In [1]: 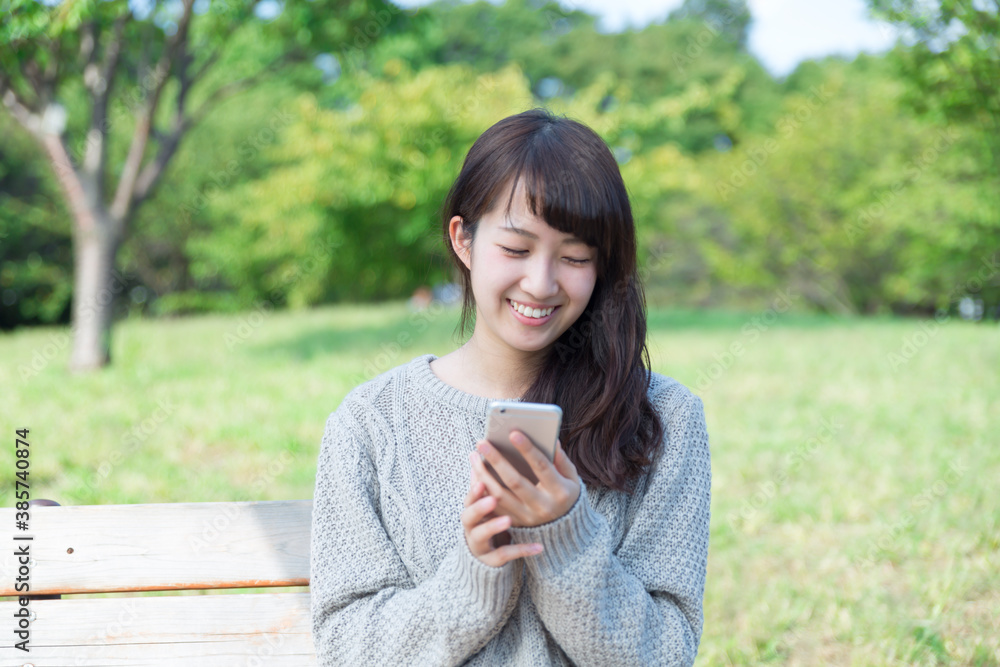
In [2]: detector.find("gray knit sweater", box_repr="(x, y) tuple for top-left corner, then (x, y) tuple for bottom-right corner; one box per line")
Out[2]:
(310, 353), (711, 666)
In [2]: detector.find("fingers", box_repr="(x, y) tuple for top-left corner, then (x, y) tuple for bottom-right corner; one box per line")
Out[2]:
(464, 478), (500, 522)
(508, 430), (561, 485)
(553, 440), (580, 482)
(461, 494), (514, 558)
(471, 444), (508, 499)
(470, 513), (511, 548)
(474, 439), (540, 504)
(464, 478), (485, 508)
(461, 493), (498, 533)
(464, 452), (487, 507)
(463, 450), (545, 566)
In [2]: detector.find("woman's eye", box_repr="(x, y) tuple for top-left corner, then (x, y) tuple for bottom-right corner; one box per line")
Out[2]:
(499, 246), (528, 256)
(500, 246), (590, 265)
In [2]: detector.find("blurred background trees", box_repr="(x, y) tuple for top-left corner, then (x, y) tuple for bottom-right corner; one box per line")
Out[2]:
(2, 0), (997, 352)
(868, 0), (1000, 312)
(0, 0), (406, 368)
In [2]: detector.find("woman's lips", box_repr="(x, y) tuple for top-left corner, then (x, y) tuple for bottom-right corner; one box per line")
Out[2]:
(508, 299), (558, 326)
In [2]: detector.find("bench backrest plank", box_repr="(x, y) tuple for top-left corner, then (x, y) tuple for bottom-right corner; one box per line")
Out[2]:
(0, 591), (317, 665)
(0, 500), (311, 596)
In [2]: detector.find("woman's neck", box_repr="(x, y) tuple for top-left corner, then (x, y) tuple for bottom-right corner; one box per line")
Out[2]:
(453, 334), (547, 399)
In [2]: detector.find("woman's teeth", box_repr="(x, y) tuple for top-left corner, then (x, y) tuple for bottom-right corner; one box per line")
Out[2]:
(510, 300), (555, 318)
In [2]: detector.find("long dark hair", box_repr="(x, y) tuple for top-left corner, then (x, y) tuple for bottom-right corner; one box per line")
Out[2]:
(441, 108), (664, 493)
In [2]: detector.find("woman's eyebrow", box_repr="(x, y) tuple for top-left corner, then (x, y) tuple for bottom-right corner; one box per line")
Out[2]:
(501, 225), (588, 246)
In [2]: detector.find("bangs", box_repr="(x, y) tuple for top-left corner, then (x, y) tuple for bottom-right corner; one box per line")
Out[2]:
(497, 125), (631, 269)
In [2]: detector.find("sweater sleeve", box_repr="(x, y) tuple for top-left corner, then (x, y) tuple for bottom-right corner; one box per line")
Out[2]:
(506, 390), (711, 666)
(310, 405), (520, 667)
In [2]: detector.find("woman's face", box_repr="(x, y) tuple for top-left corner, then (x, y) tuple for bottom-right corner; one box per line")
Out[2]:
(452, 183), (598, 358)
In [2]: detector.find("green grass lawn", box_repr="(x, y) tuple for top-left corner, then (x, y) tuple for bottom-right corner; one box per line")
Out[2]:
(2, 302), (997, 665)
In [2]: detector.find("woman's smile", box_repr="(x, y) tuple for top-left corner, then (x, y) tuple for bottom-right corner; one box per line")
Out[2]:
(508, 298), (560, 326)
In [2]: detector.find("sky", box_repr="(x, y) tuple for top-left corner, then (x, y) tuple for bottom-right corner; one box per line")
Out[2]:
(391, 0), (901, 78)
(744, 0), (897, 76)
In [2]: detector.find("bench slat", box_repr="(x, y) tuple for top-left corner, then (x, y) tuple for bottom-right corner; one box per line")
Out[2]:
(0, 500), (311, 596)
(0, 591), (317, 665)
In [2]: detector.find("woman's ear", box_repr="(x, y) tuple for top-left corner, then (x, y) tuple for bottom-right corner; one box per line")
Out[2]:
(449, 215), (472, 270)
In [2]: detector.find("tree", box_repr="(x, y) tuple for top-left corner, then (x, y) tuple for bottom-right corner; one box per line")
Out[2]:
(361, 0), (780, 151)
(690, 55), (990, 315)
(868, 0), (999, 173)
(868, 0), (1000, 310)
(0, 0), (401, 370)
(669, 0), (752, 49)
(201, 57), (756, 311)
(0, 110), (73, 330)
(201, 62), (539, 306)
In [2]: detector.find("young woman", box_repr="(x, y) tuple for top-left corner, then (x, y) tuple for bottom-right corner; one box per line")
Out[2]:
(310, 109), (711, 666)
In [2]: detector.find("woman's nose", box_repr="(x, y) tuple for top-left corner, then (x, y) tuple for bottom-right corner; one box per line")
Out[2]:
(522, 257), (559, 299)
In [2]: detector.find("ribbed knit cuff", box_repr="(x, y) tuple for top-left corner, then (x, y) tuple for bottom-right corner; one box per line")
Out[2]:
(450, 537), (518, 619)
(507, 482), (604, 576)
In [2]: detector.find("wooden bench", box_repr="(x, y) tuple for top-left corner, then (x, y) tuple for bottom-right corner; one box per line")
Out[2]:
(0, 499), (317, 665)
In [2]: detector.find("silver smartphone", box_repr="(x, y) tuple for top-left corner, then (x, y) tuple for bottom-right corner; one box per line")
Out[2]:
(482, 401), (563, 489)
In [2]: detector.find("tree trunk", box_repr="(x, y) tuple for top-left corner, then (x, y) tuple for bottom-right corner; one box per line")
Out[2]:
(69, 213), (122, 372)
(33, 129), (125, 373)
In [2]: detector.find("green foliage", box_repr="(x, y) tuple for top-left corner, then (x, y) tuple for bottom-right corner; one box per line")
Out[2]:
(355, 0), (782, 151)
(182, 55), (768, 309)
(0, 0), (404, 326)
(116, 80), (307, 315)
(869, 0), (999, 131)
(867, 0), (1000, 309)
(0, 112), (73, 328)
(691, 56), (996, 314)
(867, 0), (1000, 194)
(204, 63), (536, 305)
(670, 0), (752, 48)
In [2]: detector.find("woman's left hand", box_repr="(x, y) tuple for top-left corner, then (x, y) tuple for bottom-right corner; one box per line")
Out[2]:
(471, 430), (581, 528)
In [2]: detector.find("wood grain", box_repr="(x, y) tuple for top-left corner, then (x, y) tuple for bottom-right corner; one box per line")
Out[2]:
(0, 591), (317, 665)
(0, 500), (312, 596)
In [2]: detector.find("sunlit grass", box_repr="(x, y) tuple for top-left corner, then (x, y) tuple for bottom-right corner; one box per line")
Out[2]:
(2, 302), (997, 665)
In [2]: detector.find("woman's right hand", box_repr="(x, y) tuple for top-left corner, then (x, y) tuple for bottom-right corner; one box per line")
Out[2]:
(462, 452), (543, 567)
